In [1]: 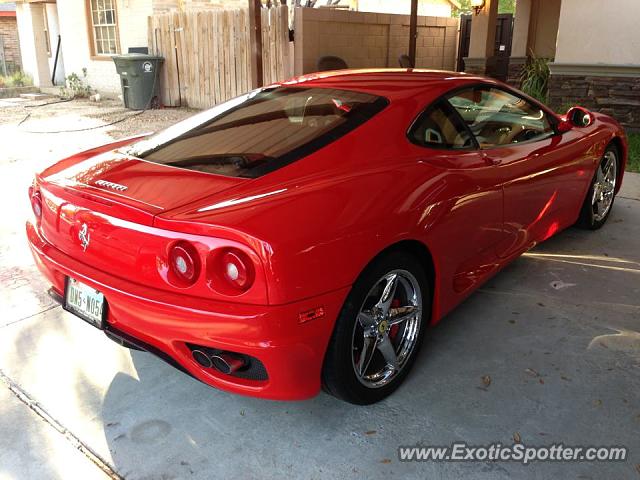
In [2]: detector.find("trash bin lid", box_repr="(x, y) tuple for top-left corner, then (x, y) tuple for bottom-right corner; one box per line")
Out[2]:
(111, 53), (164, 61)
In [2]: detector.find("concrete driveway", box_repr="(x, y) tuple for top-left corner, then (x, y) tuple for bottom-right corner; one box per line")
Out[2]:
(1, 101), (639, 479)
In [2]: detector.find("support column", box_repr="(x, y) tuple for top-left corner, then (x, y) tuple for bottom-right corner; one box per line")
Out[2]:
(507, 0), (532, 86)
(249, 0), (263, 88)
(15, 3), (51, 87)
(463, 0), (498, 75)
(408, 0), (418, 68)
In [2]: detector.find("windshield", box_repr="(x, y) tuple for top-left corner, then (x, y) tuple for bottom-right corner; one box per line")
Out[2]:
(123, 87), (388, 178)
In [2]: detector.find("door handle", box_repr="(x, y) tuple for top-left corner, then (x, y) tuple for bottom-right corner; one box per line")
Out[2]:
(483, 155), (501, 166)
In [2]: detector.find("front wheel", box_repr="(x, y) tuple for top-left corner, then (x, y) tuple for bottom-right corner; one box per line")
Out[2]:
(322, 251), (430, 404)
(576, 145), (619, 230)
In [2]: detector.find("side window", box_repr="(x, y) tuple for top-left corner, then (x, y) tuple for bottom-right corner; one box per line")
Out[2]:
(447, 87), (554, 148)
(409, 102), (475, 150)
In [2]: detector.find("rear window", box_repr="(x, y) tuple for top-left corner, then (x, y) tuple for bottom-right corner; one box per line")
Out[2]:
(124, 87), (388, 178)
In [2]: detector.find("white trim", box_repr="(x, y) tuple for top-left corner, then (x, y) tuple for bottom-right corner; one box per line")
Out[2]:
(549, 63), (640, 78)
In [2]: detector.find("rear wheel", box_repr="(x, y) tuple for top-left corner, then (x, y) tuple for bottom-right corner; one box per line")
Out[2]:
(322, 251), (430, 404)
(577, 145), (619, 230)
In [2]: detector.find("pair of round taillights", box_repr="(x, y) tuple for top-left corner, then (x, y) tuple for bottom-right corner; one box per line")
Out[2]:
(28, 188), (252, 293)
(168, 242), (255, 292)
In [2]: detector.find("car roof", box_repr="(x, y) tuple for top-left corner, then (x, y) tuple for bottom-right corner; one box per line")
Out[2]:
(278, 69), (492, 101)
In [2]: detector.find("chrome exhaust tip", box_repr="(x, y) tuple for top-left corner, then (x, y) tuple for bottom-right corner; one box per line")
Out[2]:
(192, 349), (213, 368)
(210, 353), (246, 374)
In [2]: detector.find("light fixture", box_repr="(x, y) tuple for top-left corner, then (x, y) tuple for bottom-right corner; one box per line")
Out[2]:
(471, 0), (486, 15)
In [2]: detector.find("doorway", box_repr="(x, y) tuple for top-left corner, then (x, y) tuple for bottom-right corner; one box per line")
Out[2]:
(457, 13), (513, 81)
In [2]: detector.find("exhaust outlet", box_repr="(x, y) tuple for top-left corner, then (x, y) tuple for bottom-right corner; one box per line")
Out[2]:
(210, 353), (246, 374)
(192, 349), (213, 368)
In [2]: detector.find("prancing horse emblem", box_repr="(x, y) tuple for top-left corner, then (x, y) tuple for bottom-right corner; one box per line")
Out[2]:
(78, 223), (90, 251)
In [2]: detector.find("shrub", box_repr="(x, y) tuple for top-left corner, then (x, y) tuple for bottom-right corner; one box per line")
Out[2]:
(0, 71), (33, 87)
(520, 53), (550, 103)
(60, 68), (94, 99)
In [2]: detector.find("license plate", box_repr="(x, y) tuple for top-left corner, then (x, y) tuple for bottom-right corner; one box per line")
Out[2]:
(64, 277), (106, 329)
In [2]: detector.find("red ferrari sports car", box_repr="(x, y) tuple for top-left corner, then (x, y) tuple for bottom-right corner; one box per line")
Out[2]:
(27, 70), (627, 404)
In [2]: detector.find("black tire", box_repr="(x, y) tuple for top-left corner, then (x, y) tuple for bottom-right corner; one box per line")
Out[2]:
(576, 144), (619, 230)
(322, 250), (430, 405)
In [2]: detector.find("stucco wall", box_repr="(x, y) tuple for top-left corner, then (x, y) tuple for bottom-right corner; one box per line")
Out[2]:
(555, 0), (640, 65)
(529, 0), (560, 59)
(45, 4), (64, 85)
(295, 7), (458, 75)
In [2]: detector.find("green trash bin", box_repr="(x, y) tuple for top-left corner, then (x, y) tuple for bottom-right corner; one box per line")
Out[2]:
(112, 54), (164, 110)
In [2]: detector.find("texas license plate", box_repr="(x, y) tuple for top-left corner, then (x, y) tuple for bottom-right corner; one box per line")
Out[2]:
(64, 277), (106, 329)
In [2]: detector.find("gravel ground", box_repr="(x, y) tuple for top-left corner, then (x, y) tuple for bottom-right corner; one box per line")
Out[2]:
(0, 97), (197, 140)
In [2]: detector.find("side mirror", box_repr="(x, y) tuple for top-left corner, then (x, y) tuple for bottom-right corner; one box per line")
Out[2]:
(566, 107), (594, 128)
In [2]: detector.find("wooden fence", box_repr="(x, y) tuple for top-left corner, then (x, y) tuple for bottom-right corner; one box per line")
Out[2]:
(148, 6), (290, 109)
(260, 5), (290, 86)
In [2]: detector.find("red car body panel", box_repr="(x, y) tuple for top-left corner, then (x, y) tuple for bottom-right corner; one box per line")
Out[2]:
(26, 70), (627, 400)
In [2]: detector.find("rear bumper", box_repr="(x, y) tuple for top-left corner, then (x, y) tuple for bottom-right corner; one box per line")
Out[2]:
(27, 221), (349, 400)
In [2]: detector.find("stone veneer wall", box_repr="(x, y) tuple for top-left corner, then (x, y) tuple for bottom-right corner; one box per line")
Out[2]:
(505, 57), (526, 88)
(548, 73), (640, 131)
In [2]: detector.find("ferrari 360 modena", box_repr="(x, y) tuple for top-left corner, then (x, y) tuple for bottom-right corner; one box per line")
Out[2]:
(27, 70), (627, 404)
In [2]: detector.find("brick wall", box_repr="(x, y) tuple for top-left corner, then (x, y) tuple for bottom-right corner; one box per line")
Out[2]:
(295, 8), (458, 75)
(0, 17), (21, 72)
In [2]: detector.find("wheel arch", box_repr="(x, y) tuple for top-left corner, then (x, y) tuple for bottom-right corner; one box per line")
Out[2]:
(361, 239), (439, 323)
(607, 136), (625, 193)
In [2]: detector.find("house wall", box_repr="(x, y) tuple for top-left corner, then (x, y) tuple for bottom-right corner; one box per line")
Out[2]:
(0, 16), (21, 73)
(294, 7), (458, 75)
(554, 0), (639, 65)
(548, 0), (640, 130)
(529, 0), (560, 59)
(507, 0), (561, 86)
(510, 0), (530, 58)
(45, 4), (64, 85)
(56, 0), (154, 96)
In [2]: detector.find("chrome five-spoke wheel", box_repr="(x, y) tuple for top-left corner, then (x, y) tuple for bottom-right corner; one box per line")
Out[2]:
(322, 251), (429, 404)
(578, 145), (618, 230)
(592, 150), (617, 222)
(351, 270), (422, 388)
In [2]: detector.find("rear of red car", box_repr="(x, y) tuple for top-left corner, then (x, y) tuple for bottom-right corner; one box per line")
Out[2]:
(27, 153), (351, 399)
(26, 85), (389, 399)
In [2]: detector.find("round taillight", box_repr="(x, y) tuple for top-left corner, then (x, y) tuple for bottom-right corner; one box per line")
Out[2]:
(30, 191), (42, 219)
(208, 248), (255, 294)
(168, 242), (200, 286)
(222, 251), (251, 289)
